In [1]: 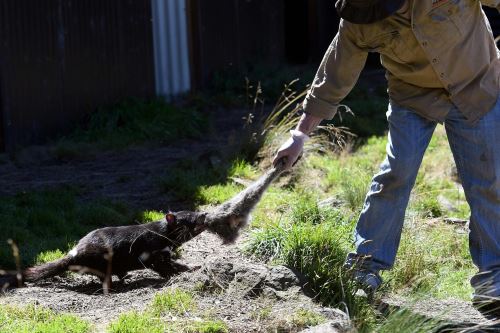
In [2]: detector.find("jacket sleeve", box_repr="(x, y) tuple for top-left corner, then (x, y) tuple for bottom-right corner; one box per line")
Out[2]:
(302, 20), (368, 120)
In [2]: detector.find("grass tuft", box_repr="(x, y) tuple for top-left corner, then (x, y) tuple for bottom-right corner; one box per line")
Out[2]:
(107, 311), (165, 333)
(35, 249), (65, 265)
(290, 309), (326, 327)
(139, 210), (165, 223)
(0, 304), (91, 333)
(151, 289), (195, 316)
(186, 320), (228, 333)
(56, 99), (207, 154)
(0, 188), (148, 269)
(373, 309), (444, 333)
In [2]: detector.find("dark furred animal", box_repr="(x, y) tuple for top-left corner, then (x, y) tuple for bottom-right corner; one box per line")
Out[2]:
(14, 160), (286, 288)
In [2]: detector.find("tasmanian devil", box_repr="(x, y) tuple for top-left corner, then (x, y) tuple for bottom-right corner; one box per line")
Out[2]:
(3, 160), (286, 289)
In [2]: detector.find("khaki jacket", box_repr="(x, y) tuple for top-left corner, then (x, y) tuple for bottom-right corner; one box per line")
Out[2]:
(304, 0), (500, 124)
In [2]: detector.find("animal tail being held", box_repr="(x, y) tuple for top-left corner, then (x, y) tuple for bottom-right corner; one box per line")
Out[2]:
(204, 158), (287, 243)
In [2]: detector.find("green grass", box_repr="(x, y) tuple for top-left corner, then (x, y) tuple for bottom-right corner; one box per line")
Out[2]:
(186, 320), (228, 333)
(195, 184), (243, 205)
(107, 289), (228, 333)
(383, 222), (474, 299)
(107, 312), (166, 333)
(35, 249), (66, 265)
(228, 159), (258, 179)
(246, 194), (376, 330)
(159, 158), (254, 206)
(151, 289), (195, 316)
(245, 124), (475, 330)
(139, 210), (165, 223)
(290, 309), (326, 327)
(108, 312), (229, 333)
(307, 136), (386, 212)
(53, 99), (207, 160)
(0, 187), (147, 269)
(0, 304), (91, 333)
(371, 309), (444, 333)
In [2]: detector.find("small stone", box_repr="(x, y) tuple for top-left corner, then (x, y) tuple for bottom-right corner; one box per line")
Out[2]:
(443, 217), (468, 225)
(318, 197), (343, 209)
(265, 265), (305, 291)
(298, 321), (350, 333)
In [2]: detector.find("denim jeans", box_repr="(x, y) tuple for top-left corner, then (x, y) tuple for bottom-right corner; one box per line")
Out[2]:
(351, 95), (500, 296)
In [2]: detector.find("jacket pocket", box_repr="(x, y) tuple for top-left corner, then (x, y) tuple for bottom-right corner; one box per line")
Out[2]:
(422, 0), (469, 49)
(367, 30), (414, 64)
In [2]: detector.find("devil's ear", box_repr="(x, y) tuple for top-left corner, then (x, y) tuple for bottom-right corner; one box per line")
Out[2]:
(166, 213), (176, 225)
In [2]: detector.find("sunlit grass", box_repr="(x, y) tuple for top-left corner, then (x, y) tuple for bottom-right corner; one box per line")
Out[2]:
(195, 184), (243, 205)
(35, 249), (66, 265)
(0, 188), (135, 269)
(372, 308), (444, 333)
(151, 289), (195, 316)
(0, 304), (92, 333)
(246, 123), (475, 332)
(107, 288), (228, 333)
(139, 210), (165, 223)
(107, 311), (165, 333)
(228, 159), (258, 179)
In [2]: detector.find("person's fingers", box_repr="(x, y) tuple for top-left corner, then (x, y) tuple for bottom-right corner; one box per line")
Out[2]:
(273, 138), (304, 169)
(283, 152), (299, 170)
(273, 150), (286, 166)
(292, 154), (302, 167)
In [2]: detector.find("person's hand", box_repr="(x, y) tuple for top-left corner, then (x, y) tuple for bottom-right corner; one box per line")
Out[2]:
(273, 130), (309, 170)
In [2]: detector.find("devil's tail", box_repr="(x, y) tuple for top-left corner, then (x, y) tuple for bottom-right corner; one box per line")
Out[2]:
(219, 158), (286, 215)
(23, 256), (72, 282)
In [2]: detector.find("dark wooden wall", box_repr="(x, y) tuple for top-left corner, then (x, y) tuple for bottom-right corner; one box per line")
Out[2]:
(188, 0), (287, 88)
(187, 0), (344, 88)
(0, 0), (155, 151)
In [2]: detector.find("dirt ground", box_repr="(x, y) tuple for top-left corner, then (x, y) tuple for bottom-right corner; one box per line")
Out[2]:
(0, 232), (352, 332)
(0, 104), (495, 332)
(0, 107), (351, 332)
(0, 108), (247, 211)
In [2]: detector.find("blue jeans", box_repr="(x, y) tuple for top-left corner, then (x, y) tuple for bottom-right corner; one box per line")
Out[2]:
(352, 95), (500, 296)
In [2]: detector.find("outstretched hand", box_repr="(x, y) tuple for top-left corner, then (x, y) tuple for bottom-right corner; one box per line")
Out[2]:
(273, 130), (309, 170)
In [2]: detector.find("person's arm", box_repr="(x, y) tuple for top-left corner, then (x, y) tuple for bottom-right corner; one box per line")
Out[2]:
(273, 20), (368, 169)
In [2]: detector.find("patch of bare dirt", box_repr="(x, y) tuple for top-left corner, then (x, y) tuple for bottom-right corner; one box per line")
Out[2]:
(0, 107), (253, 210)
